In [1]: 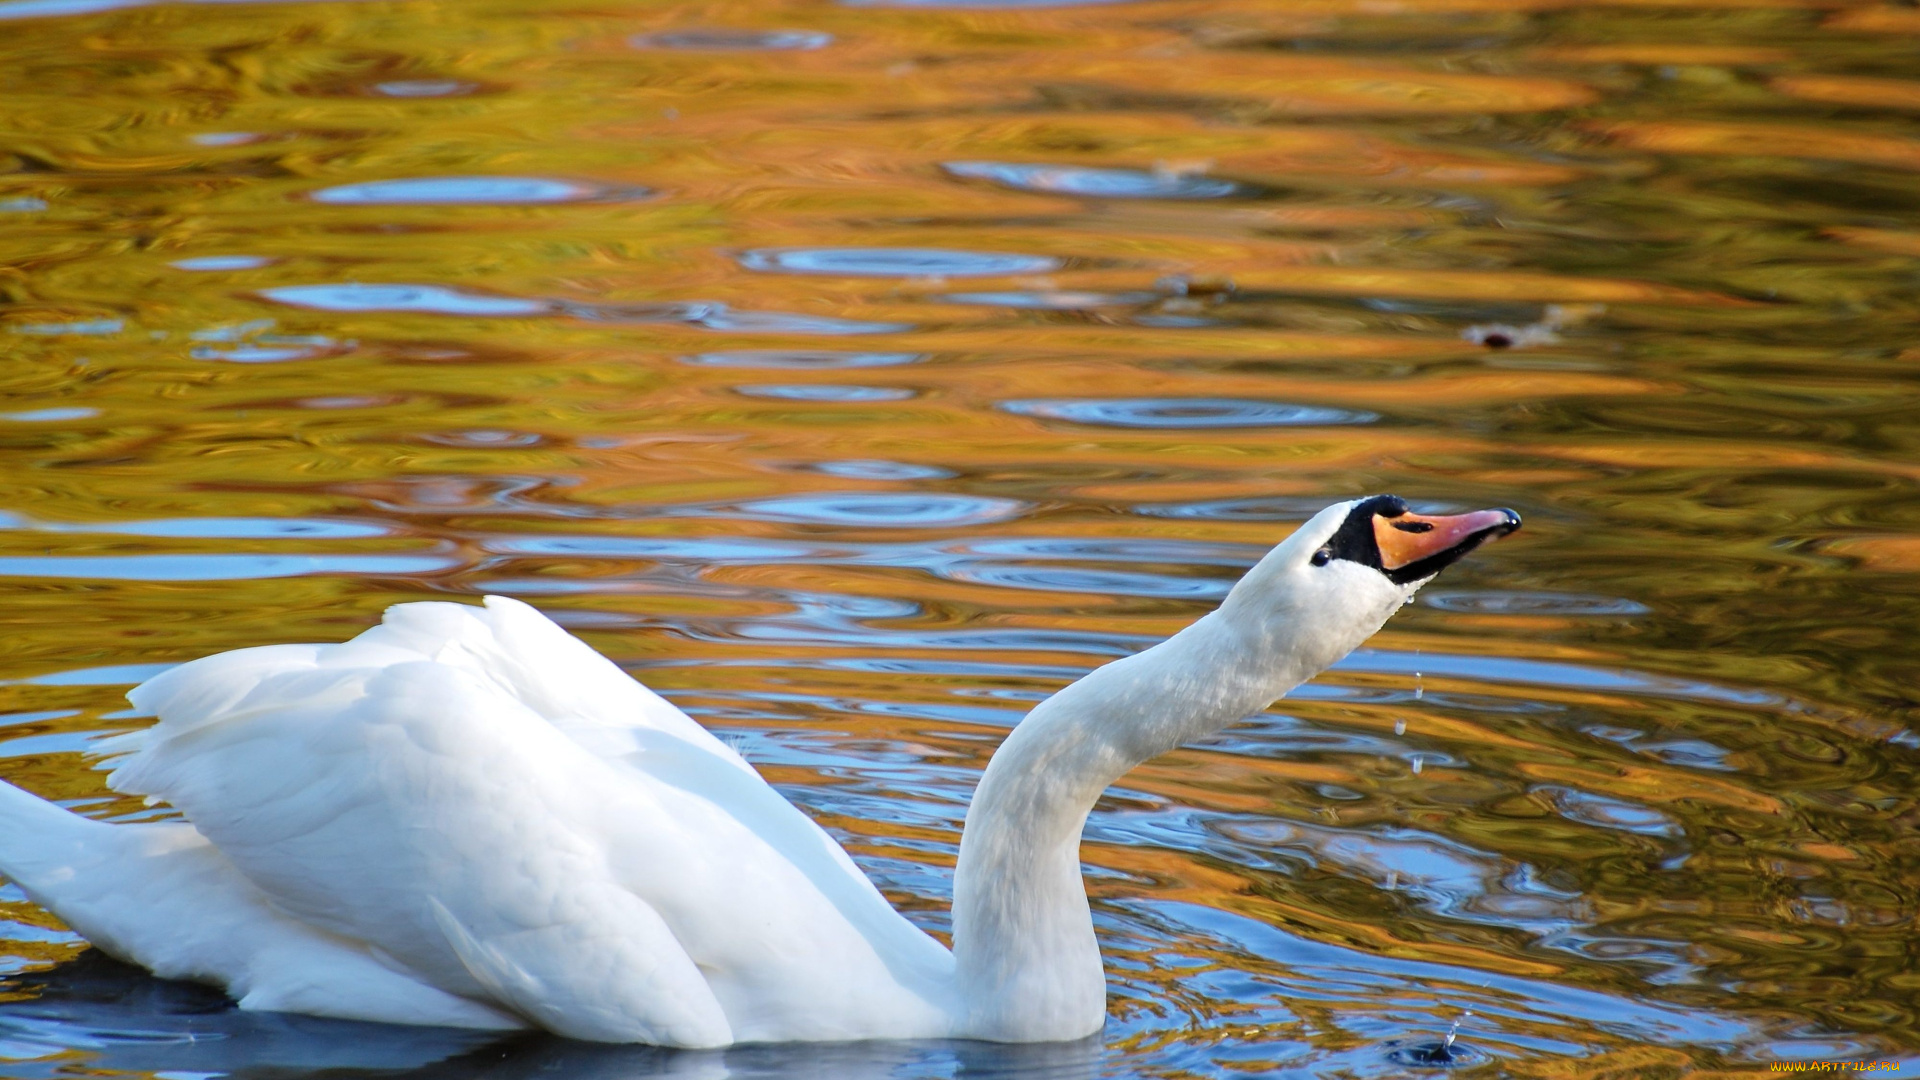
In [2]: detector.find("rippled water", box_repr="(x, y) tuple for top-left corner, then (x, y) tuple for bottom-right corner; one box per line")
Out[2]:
(1, 0), (1918, 1075)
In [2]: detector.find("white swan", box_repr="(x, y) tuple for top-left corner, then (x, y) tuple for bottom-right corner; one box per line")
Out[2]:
(0, 495), (1516, 1047)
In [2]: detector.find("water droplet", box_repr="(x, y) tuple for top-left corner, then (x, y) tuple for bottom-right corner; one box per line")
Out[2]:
(1387, 1036), (1488, 1068)
(1411, 755), (1423, 775)
(1394, 718), (1407, 736)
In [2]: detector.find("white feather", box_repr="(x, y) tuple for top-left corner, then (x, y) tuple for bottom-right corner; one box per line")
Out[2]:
(24, 596), (953, 1045)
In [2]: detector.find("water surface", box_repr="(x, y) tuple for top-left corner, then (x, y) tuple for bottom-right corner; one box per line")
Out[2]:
(1, 0), (1917, 1076)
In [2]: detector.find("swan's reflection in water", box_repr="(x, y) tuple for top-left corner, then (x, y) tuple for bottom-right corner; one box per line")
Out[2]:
(0, 954), (1103, 1080)
(0, 954), (490, 1075)
(431, 1034), (1105, 1080)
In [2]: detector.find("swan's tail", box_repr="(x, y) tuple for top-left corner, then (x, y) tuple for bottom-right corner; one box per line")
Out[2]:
(0, 778), (122, 897)
(0, 778), (521, 1030)
(0, 777), (221, 969)
(0, 778), (224, 994)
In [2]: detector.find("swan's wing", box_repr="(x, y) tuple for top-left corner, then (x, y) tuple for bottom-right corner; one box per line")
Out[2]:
(327, 596), (932, 964)
(106, 597), (950, 1044)
(106, 595), (746, 773)
(114, 595), (899, 927)
(402, 600), (931, 947)
(353, 595), (757, 771)
(432, 599), (954, 1014)
(107, 614), (737, 1045)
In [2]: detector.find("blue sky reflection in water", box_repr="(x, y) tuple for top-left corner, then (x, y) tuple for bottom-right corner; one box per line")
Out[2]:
(0, 0), (1917, 1076)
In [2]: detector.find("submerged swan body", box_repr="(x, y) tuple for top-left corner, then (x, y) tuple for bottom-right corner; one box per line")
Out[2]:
(0, 496), (1516, 1046)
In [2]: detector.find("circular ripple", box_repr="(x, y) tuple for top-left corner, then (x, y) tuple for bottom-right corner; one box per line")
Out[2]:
(735, 385), (915, 402)
(682, 350), (924, 369)
(729, 492), (1024, 528)
(310, 177), (633, 205)
(1425, 590), (1650, 616)
(1001, 397), (1377, 429)
(738, 248), (1060, 277)
(943, 161), (1244, 199)
(1537, 786), (1678, 837)
(633, 28), (832, 50)
(1384, 1039), (1492, 1069)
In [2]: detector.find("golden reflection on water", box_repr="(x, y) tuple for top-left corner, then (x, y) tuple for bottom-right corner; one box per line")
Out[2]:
(1, 0), (1918, 1075)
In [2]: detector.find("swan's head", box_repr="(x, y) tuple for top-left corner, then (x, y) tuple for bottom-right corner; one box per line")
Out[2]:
(1221, 495), (1521, 672)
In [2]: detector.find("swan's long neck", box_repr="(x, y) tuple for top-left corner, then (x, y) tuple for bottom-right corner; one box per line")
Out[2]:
(949, 602), (1325, 1041)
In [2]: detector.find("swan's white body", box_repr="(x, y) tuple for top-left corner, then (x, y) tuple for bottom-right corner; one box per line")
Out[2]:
(0, 498), (1514, 1046)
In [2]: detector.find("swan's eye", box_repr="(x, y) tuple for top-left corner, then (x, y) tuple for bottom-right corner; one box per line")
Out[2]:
(1311, 548), (1331, 566)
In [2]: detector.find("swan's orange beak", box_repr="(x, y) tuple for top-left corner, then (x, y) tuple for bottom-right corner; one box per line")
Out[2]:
(1374, 507), (1521, 574)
